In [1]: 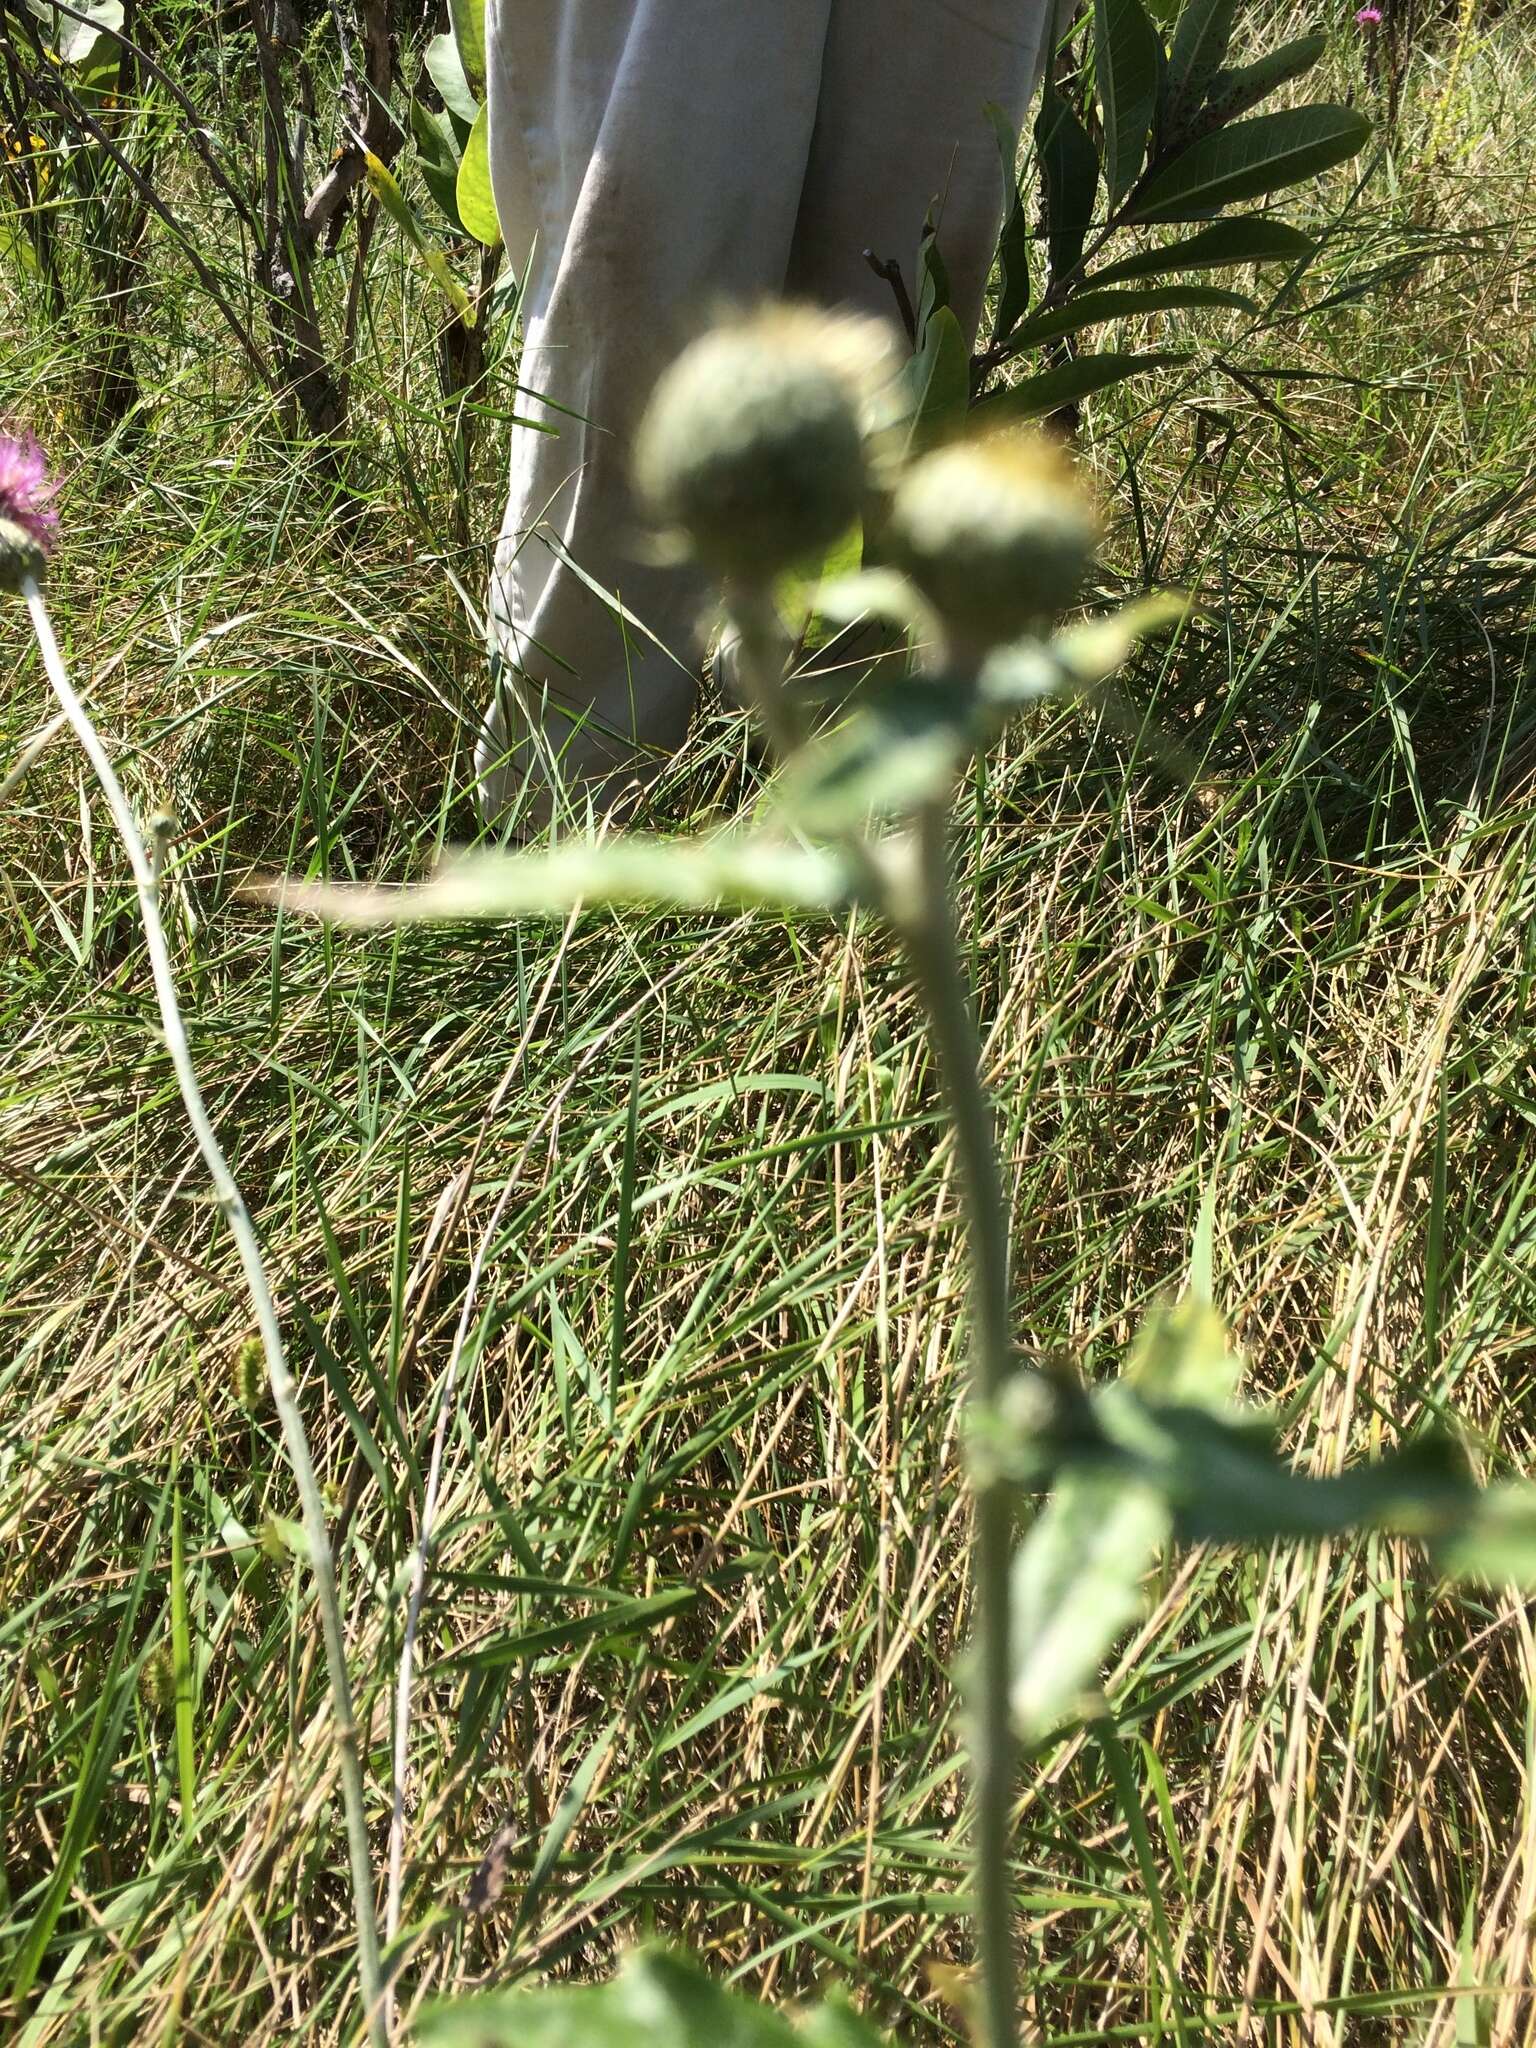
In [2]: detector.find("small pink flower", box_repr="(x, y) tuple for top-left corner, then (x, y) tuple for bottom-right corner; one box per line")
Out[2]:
(1355, 6), (1382, 22)
(0, 428), (58, 554)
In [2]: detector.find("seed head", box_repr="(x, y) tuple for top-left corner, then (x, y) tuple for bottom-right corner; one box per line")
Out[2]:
(634, 309), (890, 582)
(233, 1333), (266, 1415)
(141, 1640), (176, 1718)
(885, 433), (1099, 652)
(0, 429), (57, 593)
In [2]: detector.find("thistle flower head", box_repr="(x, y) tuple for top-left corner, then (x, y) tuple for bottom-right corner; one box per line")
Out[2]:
(0, 427), (57, 593)
(1355, 7), (1382, 22)
(634, 308), (892, 582)
(884, 432), (1099, 653)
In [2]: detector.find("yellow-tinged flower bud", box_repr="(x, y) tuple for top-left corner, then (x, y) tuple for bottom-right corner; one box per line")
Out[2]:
(885, 434), (1098, 651)
(634, 309), (890, 582)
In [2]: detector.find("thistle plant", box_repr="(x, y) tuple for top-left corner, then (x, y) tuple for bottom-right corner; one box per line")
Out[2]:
(635, 317), (1053, 2046)
(2, 434), (388, 2047)
(244, 313), (1536, 2042)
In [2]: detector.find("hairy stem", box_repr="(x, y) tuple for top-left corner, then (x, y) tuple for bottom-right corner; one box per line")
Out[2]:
(900, 799), (1017, 2048)
(723, 580), (809, 761)
(720, 583), (1018, 2043)
(23, 578), (387, 2048)
(723, 583), (892, 913)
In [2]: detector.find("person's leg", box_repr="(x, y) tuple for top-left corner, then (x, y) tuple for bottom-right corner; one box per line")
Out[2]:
(786, 0), (1053, 340)
(481, 0), (833, 824)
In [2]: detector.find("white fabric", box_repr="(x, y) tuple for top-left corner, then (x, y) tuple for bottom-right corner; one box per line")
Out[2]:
(481, 0), (1052, 821)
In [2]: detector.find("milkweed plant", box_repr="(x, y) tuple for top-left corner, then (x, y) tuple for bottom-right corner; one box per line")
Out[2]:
(11, 300), (1536, 2048)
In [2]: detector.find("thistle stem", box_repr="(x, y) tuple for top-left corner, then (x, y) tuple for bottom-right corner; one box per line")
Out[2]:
(901, 798), (1018, 2048)
(725, 580), (809, 761)
(722, 582), (1018, 2045)
(22, 577), (387, 2048)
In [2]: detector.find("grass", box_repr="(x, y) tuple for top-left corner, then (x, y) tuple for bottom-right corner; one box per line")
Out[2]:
(4, 4), (1536, 2043)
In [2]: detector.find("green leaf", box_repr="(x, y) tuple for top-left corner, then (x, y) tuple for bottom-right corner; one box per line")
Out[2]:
(170, 1487), (196, 1836)
(974, 641), (1063, 710)
(1094, 1720), (1188, 2020)
(411, 95), (467, 233)
(1010, 1469), (1170, 1739)
(913, 208), (952, 338)
(1091, 214), (1314, 285)
(795, 1998), (889, 2048)
(1126, 1296), (1238, 1409)
(1189, 1181), (1217, 1303)
(365, 152), (473, 320)
(971, 350), (1190, 427)
(502, 1719), (618, 1927)
(1163, 0), (1238, 129)
(1049, 591), (1192, 686)
(1429, 1486), (1536, 1589)
(1095, 0), (1164, 207)
(1202, 33), (1328, 129)
(419, 1946), (806, 2047)
(448, 0), (487, 101)
(1036, 81), (1100, 282)
(424, 29), (480, 124)
(458, 1585), (700, 1670)
(781, 590), (1181, 826)
(778, 520), (865, 628)
(814, 569), (932, 640)
(267, 833), (856, 925)
(782, 680), (974, 831)
(456, 104), (501, 247)
(75, 43), (120, 95)
(258, 1512), (309, 1561)
(11, 1481), (169, 2002)
(49, 0), (121, 65)
(1093, 1387), (1479, 1549)
(0, 224), (42, 280)
(898, 303), (969, 456)
(1128, 105), (1371, 223)
(985, 101), (1032, 343)
(973, 592), (1188, 721)
(1009, 281), (1253, 347)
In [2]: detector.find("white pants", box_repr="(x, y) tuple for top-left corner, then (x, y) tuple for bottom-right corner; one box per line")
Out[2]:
(480, 0), (1051, 821)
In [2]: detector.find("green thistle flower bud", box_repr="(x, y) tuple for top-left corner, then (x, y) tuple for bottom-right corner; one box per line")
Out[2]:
(0, 515), (47, 595)
(885, 435), (1099, 652)
(634, 309), (890, 582)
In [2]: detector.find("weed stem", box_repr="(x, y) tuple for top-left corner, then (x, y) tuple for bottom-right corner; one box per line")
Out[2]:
(22, 576), (388, 2048)
(901, 798), (1018, 2048)
(723, 586), (1017, 2046)
(725, 581), (809, 760)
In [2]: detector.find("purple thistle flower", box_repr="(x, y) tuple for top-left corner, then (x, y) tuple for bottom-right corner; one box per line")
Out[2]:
(0, 428), (58, 555)
(1355, 6), (1382, 22)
